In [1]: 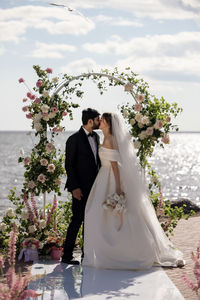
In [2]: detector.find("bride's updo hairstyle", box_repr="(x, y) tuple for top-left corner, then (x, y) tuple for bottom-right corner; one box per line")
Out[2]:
(102, 113), (112, 134)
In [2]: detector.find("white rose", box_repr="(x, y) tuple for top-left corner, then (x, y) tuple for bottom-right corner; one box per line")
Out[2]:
(21, 211), (29, 220)
(28, 225), (37, 233)
(49, 112), (56, 119)
(34, 122), (43, 132)
(39, 242), (44, 249)
(42, 90), (49, 98)
(41, 104), (49, 113)
(139, 131), (147, 140)
(33, 113), (42, 122)
(6, 208), (15, 218)
(113, 194), (120, 201)
(135, 113), (142, 122)
(123, 109), (129, 118)
(115, 203), (123, 211)
(129, 118), (135, 126)
(141, 116), (150, 125)
(124, 82), (133, 92)
(138, 122), (144, 128)
(55, 178), (62, 186)
(38, 219), (46, 229)
(134, 141), (141, 149)
(43, 115), (50, 122)
(52, 77), (59, 83)
(0, 222), (7, 232)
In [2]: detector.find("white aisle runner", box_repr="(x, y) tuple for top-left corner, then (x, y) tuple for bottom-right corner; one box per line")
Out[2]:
(29, 261), (184, 300)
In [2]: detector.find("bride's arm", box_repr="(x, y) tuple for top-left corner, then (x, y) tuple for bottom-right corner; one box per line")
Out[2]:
(104, 136), (121, 195)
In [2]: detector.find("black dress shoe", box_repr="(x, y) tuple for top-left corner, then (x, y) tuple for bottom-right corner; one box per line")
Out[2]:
(61, 258), (80, 265)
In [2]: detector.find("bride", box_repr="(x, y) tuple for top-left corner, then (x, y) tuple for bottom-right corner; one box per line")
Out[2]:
(82, 112), (185, 270)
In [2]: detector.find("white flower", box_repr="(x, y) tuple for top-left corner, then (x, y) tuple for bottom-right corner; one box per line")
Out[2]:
(24, 157), (31, 166)
(6, 208), (15, 218)
(135, 113), (142, 122)
(146, 127), (154, 136)
(134, 141), (141, 149)
(49, 112), (56, 119)
(37, 173), (46, 183)
(19, 148), (24, 156)
(47, 163), (56, 173)
(123, 109), (129, 118)
(21, 211), (29, 220)
(40, 158), (48, 166)
(43, 115), (50, 122)
(154, 120), (163, 130)
(33, 113), (42, 122)
(42, 90), (49, 98)
(46, 143), (55, 153)
(55, 178), (62, 186)
(138, 122), (144, 128)
(137, 94), (145, 103)
(141, 116), (150, 125)
(124, 82), (133, 92)
(34, 122), (43, 132)
(41, 104), (49, 113)
(28, 225), (37, 233)
(39, 242), (44, 249)
(52, 77), (59, 83)
(115, 203), (123, 211)
(0, 222), (7, 232)
(31, 244), (36, 249)
(113, 193), (120, 201)
(139, 130), (147, 140)
(27, 181), (36, 189)
(38, 219), (46, 229)
(129, 118), (135, 126)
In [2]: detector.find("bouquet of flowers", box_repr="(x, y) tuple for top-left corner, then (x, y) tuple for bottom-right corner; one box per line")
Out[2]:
(21, 237), (40, 249)
(103, 192), (126, 214)
(45, 231), (64, 251)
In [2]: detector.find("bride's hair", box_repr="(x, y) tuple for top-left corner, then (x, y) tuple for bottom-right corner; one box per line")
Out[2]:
(102, 113), (112, 134)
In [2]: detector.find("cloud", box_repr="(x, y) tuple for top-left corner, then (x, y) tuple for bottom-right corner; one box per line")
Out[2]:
(83, 32), (200, 82)
(60, 57), (108, 74)
(29, 41), (77, 58)
(0, 5), (95, 42)
(94, 15), (143, 27)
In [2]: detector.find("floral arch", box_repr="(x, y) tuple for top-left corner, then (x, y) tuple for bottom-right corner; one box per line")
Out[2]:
(0, 65), (188, 257)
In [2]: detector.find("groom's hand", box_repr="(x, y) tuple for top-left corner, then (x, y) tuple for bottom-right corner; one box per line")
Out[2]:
(72, 188), (83, 200)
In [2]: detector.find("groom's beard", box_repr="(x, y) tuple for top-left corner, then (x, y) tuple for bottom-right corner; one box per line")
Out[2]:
(92, 123), (100, 130)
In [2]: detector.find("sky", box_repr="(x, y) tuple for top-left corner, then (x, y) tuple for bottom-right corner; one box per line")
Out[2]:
(0, 0), (200, 131)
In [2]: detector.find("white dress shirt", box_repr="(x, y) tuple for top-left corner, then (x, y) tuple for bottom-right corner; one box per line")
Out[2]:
(83, 127), (97, 163)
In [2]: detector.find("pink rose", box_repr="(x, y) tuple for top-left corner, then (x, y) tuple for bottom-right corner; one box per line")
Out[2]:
(166, 116), (171, 123)
(24, 157), (31, 165)
(36, 80), (43, 87)
(154, 120), (163, 129)
(23, 98), (27, 102)
(46, 143), (55, 153)
(162, 134), (170, 144)
(62, 111), (67, 116)
(46, 68), (53, 73)
(124, 82), (133, 92)
(47, 163), (56, 173)
(18, 78), (24, 83)
(40, 158), (48, 166)
(134, 103), (142, 112)
(51, 107), (58, 114)
(146, 127), (154, 136)
(55, 178), (62, 186)
(34, 98), (41, 104)
(37, 174), (46, 183)
(26, 113), (33, 119)
(52, 127), (58, 133)
(30, 94), (36, 100)
(137, 94), (145, 103)
(22, 106), (28, 112)
(27, 92), (32, 99)
(27, 181), (36, 189)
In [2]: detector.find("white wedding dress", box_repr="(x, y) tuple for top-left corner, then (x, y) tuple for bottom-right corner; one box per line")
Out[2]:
(82, 113), (184, 270)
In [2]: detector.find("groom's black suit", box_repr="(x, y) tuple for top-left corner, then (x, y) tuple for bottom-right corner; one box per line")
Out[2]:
(63, 126), (101, 260)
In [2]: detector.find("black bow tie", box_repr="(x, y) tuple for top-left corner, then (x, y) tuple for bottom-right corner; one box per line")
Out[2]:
(88, 132), (94, 137)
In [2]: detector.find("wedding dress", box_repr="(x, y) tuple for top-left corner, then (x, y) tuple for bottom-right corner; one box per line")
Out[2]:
(82, 113), (184, 270)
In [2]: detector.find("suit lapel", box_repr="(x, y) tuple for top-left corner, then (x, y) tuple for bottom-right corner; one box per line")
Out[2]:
(79, 127), (97, 164)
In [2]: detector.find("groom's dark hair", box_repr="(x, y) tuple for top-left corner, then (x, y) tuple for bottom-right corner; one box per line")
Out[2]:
(82, 108), (100, 125)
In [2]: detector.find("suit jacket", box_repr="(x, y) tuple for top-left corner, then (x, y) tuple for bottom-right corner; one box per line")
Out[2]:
(65, 127), (101, 196)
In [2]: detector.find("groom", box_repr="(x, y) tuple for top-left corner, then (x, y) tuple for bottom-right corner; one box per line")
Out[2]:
(62, 108), (101, 264)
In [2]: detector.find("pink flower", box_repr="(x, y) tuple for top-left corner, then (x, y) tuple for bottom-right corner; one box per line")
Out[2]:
(30, 94), (36, 100)
(36, 80), (43, 87)
(137, 94), (145, 103)
(40, 158), (48, 166)
(24, 157), (31, 165)
(154, 120), (163, 129)
(166, 116), (171, 123)
(34, 97), (41, 104)
(52, 127), (58, 133)
(18, 78), (24, 83)
(55, 178), (62, 186)
(27, 181), (36, 189)
(124, 82), (133, 92)
(47, 163), (56, 173)
(23, 98), (27, 102)
(27, 92), (32, 99)
(62, 111), (67, 116)
(46, 143), (55, 153)
(51, 107), (58, 114)
(37, 173), (46, 183)
(26, 113), (32, 119)
(146, 127), (154, 136)
(22, 106), (28, 112)
(46, 67), (53, 73)
(162, 134), (170, 144)
(134, 103), (142, 112)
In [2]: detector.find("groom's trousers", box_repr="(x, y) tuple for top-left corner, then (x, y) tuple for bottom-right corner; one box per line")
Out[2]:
(62, 194), (88, 260)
